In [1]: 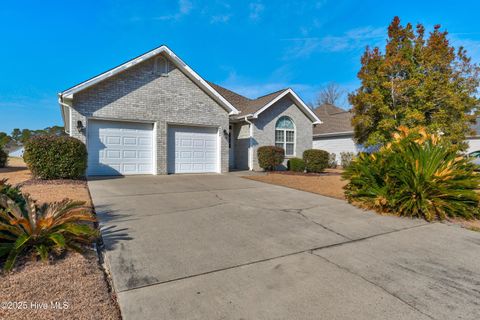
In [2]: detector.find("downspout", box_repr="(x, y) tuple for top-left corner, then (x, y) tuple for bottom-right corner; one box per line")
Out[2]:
(244, 116), (254, 171)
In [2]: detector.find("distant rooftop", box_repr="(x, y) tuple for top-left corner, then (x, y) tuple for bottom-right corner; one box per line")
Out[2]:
(313, 104), (353, 136)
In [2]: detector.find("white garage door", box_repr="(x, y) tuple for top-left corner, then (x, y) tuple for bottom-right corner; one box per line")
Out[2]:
(87, 120), (154, 176)
(168, 125), (219, 174)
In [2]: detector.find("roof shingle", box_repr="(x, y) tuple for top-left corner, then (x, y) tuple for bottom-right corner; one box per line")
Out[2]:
(313, 104), (353, 136)
(208, 82), (287, 116)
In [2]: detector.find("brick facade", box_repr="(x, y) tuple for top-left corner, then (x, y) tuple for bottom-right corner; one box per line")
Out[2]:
(69, 54), (229, 174)
(251, 96), (313, 170)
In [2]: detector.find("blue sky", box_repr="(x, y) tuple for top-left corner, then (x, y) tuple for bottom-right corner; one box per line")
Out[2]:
(1, 0), (480, 134)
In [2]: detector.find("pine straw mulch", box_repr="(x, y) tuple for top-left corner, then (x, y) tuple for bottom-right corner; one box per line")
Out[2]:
(244, 169), (347, 200)
(0, 158), (121, 320)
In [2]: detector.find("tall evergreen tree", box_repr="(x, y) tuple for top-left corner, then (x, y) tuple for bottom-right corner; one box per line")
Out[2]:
(349, 17), (480, 148)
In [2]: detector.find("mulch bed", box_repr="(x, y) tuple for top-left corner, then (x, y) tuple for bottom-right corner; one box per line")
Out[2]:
(19, 178), (87, 187)
(246, 170), (348, 200)
(0, 158), (121, 319)
(268, 169), (342, 177)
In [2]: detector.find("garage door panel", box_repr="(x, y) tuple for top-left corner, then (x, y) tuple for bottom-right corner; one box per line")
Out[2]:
(168, 126), (219, 174)
(88, 120), (154, 176)
(107, 136), (121, 144)
(123, 137), (138, 145)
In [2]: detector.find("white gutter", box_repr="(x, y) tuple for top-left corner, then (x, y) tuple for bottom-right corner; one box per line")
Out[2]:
(244, 116), (254, 171)
(58, 95), (71, 135)
(313, 131), (354, 138)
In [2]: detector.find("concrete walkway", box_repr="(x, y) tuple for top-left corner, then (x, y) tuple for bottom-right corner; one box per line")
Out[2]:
(88, 174), (480, 320)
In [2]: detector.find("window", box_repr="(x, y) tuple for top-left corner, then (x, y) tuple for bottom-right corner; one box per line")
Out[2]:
(275, 116), (295, 156)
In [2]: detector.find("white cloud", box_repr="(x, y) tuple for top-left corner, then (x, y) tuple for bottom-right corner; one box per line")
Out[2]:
(210, 14), (231, 24)
(155, 0), (193, 21)
(249, 2), (265, 21)
(179, 0), (193, 14)
(284, 26), (386, 58)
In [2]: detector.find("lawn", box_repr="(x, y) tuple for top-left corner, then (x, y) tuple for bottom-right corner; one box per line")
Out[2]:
(0, 157), (121, 320)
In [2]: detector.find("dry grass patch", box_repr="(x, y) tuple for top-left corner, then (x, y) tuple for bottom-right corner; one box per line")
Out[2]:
(245, 169), (347, 200)
(0, 158), (121, 319)
(0, 157), (31, 185)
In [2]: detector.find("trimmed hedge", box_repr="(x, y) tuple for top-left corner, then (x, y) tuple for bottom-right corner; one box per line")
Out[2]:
(24, 135), (87, 179)
(257, 146), (284, 171)
(303, 149), (329, 173)
(287, 157), (305, 172)
(0, 148), (7, 168)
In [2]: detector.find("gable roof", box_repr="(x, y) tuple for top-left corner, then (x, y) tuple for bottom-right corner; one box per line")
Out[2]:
(58, 45), (239, 115)
(208, 82), (321, 124)
(313, 104), (353, 137)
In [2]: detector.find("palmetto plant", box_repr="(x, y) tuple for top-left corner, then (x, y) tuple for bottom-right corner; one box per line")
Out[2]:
(0, 190), (99, 271)
(343, 126), (480, 221)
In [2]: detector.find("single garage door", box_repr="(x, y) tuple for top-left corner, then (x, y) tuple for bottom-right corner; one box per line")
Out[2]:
(87, 120), (154, 176)
(168, 125), (219, 174)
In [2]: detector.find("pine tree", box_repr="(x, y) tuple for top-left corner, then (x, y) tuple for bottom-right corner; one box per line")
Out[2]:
(349, 16), (480, 148)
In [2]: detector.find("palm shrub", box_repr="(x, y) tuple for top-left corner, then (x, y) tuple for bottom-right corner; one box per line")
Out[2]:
(0, 192), (99, 271)
(0, 179), (25, 211)
(343, 126), (480, 221)
(257, 146), (284, 171)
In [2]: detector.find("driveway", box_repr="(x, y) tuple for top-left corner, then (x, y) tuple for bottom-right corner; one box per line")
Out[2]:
(89, 174), (480, 320)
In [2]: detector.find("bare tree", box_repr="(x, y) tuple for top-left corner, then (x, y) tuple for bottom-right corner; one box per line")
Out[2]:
(316, 83), (345, 106)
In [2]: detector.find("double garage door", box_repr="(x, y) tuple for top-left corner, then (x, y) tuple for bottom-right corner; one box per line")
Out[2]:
(87, 120), (219, 176)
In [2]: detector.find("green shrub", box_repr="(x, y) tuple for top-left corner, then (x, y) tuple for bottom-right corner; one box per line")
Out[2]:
(0, 192), (99, 271)
(303, 149), (329, 173)
(257, 146), (285, 171)
(24, 135), (87, 180)
(340, 152), (355, 168)
(343, 126), (480, 221)
(287, 157), (305, 172)
(0, 148), (7, 168)
(328, 153), (337, 168)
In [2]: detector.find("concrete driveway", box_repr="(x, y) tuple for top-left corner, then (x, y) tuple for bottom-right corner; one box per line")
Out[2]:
(89, 174), (480, 320)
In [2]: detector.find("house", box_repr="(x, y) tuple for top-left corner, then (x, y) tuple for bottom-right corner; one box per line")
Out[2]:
(58, 45), (321, 176)
(312, 104), (357, 164)
(312, 104), (480, 163)
(8, 146), (24, 158)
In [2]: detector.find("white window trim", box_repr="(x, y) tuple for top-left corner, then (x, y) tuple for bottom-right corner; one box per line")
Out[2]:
(275, 116), (296, 157)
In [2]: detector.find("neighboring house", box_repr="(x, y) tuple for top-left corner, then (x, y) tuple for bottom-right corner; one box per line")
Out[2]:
(58, 45), (321, 176)
(313, 103), (480, 163)
(466, 122), (480, 153)
(312, 104), (357, 164)
(8, 146), (24, 158)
